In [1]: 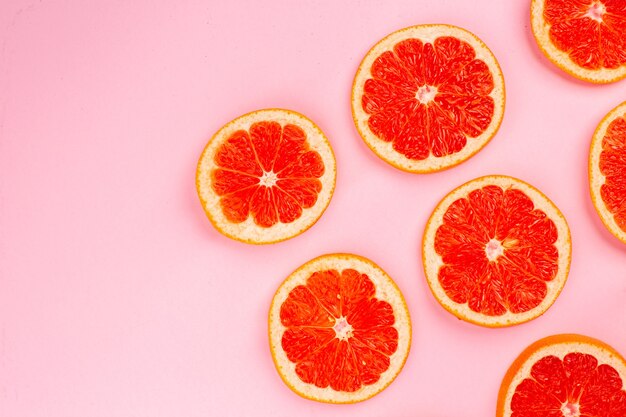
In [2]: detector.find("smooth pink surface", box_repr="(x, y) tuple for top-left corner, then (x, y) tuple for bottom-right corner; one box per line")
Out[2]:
(1, 1), (626, 416)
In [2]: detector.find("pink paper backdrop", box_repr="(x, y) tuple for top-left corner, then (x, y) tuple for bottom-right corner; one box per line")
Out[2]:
(1, 1), (625, 416)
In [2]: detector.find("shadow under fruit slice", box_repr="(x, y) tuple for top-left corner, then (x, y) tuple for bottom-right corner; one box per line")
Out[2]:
(268, 254), (411, 403)
(589, 101), (626, 243)
(422, 175), (571, 327)
(196, 109), (336, 244)
(351, 24), (505, 173)
(497, 334), (626, 417)
(531, 0), (626, 83)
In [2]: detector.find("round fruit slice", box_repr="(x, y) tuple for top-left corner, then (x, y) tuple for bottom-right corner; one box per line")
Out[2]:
(268, 254), (411, 403)
(531, 0), (626, 83)
(589, 101), (626, 243)
(196, 109), (336, 244)
(422, 175), (571, 327)
(351, 24), (505, 173)
(497, 334), (626, 417)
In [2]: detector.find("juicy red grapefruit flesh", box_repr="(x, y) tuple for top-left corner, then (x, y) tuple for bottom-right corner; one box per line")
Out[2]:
(599, 116), (626, 231)
(511, 352), (626, 416)
(211, 122), (325, 227)
(362, 36), (495, 160)
(434, 185), (559, 316)
(544, 0), (626, 70)
(279, 269), (398, 392)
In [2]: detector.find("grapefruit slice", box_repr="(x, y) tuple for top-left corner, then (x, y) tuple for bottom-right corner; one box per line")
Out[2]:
(196, 109), (336, 244)
(351, 24), (505, 173)
(589, 101), (626, 243)
(422, 175), (571, 327)
(268, 254), (411, 403)
(497, 334), (626, 417)
(531, 0), (626, 83)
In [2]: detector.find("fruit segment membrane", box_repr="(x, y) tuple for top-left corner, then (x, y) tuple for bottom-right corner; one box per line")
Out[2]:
(544, 0), (626, 70)
(511, 352), (626, 416)
(279, 269), (398, 392)
(600, 116), (626, 232)
(211, 121), (325, 227)
(362, 36), (495, 160)
(434, 185), (559, 316)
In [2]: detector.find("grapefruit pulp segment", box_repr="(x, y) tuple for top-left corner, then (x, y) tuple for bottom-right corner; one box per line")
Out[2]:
(352, 25), (505, 173)
(497, 334), (626, 417)
(269, 254), (411, 403)
(422, 176), (571, 327)
(589, 101), (626, 243)
(196, 109), (336, 244)
(531, 0), (626, 83)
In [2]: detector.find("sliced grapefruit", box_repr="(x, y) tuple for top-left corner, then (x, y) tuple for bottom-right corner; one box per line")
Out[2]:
(497, 334), (626, 417)
(422, 175), (571, 327)
(351, 24), (505, 173)
(268, 254), (411, 403)
(196, 109), (336, 244)
(531, 0), (626, 83)
(589, 101), (626, 243)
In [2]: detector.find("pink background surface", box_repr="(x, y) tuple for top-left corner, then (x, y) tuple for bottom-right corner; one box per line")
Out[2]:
(1, 1), (626, 416)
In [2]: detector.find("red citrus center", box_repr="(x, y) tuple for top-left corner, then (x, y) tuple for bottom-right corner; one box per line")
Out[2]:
(561, 402), (580, 417)
(485, 238), (504, 261)
(416, 85), (438, 104)
(259, 170), (278, 187)
(585, 2), (606, 22)
(333, 317), (354, 341)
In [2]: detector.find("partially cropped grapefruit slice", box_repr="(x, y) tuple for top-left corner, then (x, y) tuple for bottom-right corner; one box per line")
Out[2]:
(422, 175), (571, 327)
(269, 254), (411, 403)
(351, 24), (505, 173)
(589, 101), (626, 243)
(497, 334), (626, 417)
(531, 0), (626, 83)
(196, 109), (336, 244)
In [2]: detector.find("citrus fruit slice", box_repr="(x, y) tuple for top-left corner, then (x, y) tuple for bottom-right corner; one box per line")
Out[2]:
(268, 254), (411, 403)
(351, 24), (505, 173)
(589, 101), (626, 243)
(196, 109), (336, 244)
(497, 334), (626, 417)
(531, 0), (626, 83)
(422, 175), (571, 327)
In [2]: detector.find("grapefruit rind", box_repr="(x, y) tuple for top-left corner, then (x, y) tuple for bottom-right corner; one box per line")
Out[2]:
(268, 253), (411, 403)
(530, 0), (626, 84)
(496, 334), (626, 417)
(351, 24), (506, 173)
(422, 175), (571, 327)
(196, 109), (336, 244)
(589, 101), (626, 244)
